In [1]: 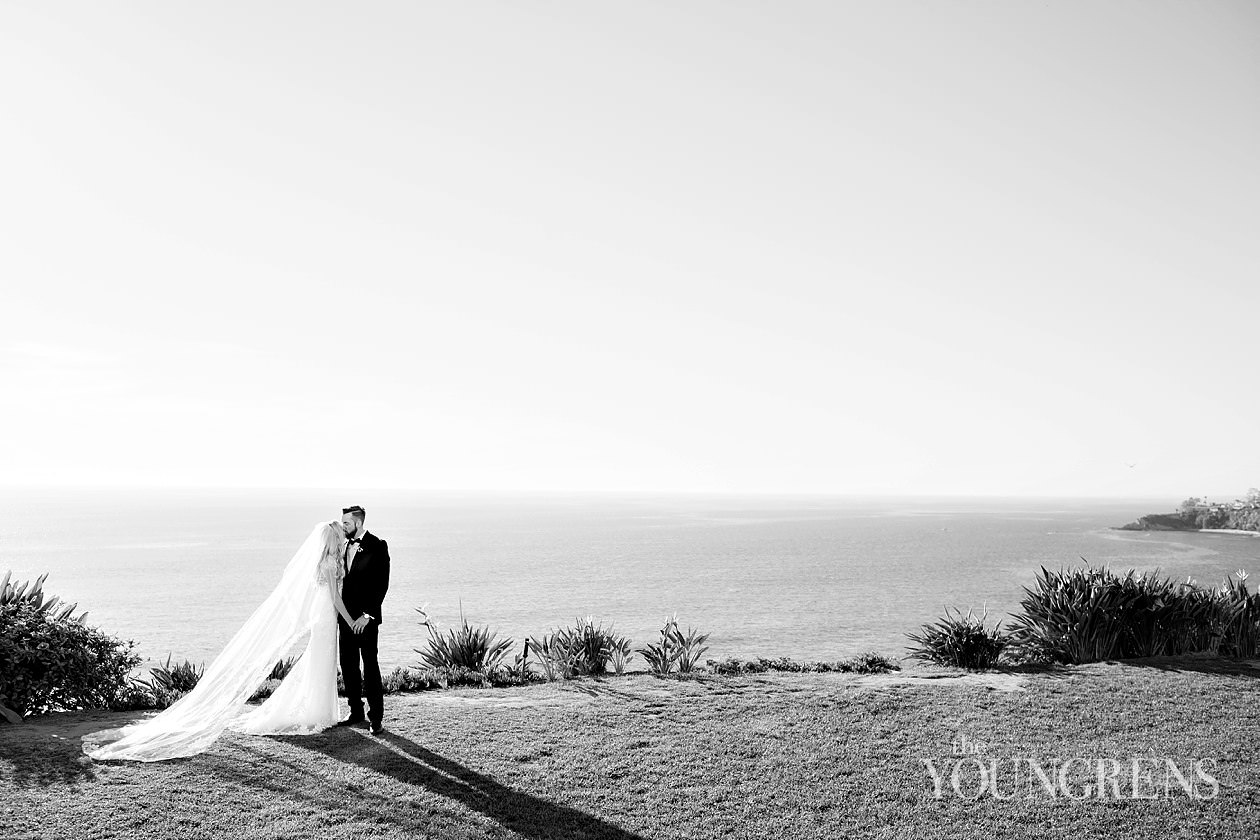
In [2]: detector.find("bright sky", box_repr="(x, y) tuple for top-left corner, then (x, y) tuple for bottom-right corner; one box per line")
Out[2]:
(1, 2), (1257, 496)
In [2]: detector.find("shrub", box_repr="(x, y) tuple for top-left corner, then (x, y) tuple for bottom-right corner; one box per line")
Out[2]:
(706, 652), (899, 676)
(1004, 565), (1257, 665)
(0, 572), (141, 718)
(527, 631), (582, 681)
(268, 656), (297, 682)
(706, 657), (745, 676)
(1218, 570), (1259, 658)
(759, 656), (802, 672)
(566, 617), (609, 675)
(1008, 566), (1142, 664)
(486, 666), (534, 688)
(415, 607), (513, 672)
(510, 640), (533, 680)
(637, 614), (710, 675)
(528, 617), (629, 679)
(140, 655), (205, 709)
(110, 681), (159, 712)
(383, 666), (441, 693)
(673, 624), (710, 673)
(408, 664), (538, 690)
(249, 680), (279, 702)
(438, 665), (488, 688)
(1167, 582), (1229, 656)
(638, 617), (679, 675)
(1, 571), (85, 620)
(610, 636), (634, 675)
(907, 604), (1007, 670)
(419, 665), (489, 689)
(569, 616), (621, 675)
(845, 651), (900, 673)
(248, 656), (300, 702)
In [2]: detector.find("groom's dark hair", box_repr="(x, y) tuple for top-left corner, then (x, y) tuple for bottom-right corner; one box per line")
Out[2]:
(342, 505), (366, 524)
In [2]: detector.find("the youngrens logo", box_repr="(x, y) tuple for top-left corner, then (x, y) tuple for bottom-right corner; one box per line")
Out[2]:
(922, 733), (1219, 801)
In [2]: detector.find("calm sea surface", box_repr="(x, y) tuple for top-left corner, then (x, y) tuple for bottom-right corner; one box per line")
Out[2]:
(2, 489), (1257, 672)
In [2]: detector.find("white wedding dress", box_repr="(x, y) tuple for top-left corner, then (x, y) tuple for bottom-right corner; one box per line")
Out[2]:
(84, 523), (343, 762)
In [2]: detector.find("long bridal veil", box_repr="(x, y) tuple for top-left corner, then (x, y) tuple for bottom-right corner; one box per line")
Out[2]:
(83, 522), (336, 762)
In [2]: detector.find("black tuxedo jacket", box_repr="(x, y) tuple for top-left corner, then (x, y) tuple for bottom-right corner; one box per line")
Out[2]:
(341, 531), (391, 626)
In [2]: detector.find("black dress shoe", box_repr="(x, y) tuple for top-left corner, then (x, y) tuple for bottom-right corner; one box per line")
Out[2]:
(369, 722), (385, 736)
(336, 716), (366, 728)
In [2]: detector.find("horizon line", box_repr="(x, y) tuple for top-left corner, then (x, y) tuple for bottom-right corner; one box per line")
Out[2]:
(0, 482), (1193, 501)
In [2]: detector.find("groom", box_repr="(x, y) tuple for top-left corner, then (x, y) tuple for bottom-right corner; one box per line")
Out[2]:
(337, 505), (390, 735)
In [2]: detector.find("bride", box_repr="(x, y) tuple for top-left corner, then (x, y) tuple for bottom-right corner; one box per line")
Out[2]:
(84, 521), (359, 761)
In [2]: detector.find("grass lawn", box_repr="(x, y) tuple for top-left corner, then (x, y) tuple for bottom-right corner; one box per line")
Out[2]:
(2, 658), (1259, 839)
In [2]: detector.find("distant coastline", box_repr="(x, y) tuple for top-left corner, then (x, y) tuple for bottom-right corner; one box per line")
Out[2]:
(1114, 519), (1260, 536)
(1116, 493), (1260, 535)
(1115, 516), (1259, 536)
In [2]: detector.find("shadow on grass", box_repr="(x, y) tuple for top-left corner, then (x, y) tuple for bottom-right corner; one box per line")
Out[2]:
(562, 680), (652, 701)
(250, 729), (647, 839)
(894, 656), (1260, 682)
(0, 728), (98, 787)
(1112, 655), (1260, 678)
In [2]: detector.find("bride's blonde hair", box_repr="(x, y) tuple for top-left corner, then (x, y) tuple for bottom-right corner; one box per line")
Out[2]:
(321, 521), (344, 560)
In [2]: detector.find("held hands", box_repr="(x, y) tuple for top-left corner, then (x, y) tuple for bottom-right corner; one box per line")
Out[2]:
(352, 614), (373, 634)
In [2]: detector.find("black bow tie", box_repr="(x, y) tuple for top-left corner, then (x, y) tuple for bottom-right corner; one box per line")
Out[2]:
(347, 538), (361, 545)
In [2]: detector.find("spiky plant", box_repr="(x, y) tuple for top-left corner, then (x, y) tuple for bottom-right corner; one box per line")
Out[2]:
(907, 604), (1007, 670)
(0, 570), (86, 623)
(415, 606), (513, 672)
(637, 615), (677, 675)
(1006, 564), (1255, 664)
(610, 636), (634, 675)
(670, 624), (710, 673)
(1005, 565), (1125, 664)
(1220, 570), (1259, 658)
(527, 630), (583, 681)
(267, 656), (298, 681)
(140, 654), (206, 708)
(638, 614), (710, 675)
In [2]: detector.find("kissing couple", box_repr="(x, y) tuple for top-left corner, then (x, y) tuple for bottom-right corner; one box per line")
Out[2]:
(84, 506), (391, 762)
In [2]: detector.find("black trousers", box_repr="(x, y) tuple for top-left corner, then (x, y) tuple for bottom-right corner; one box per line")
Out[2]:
(338, 619), (383, 724)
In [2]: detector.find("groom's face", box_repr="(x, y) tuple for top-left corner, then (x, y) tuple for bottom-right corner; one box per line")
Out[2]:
(340, 514), (359, 537)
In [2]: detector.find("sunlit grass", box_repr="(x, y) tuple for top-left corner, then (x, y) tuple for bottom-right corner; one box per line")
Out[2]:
(4, 661), (1258, 839)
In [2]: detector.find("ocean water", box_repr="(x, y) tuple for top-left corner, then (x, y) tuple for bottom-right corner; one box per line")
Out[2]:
(2, 489), (1257, 673)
